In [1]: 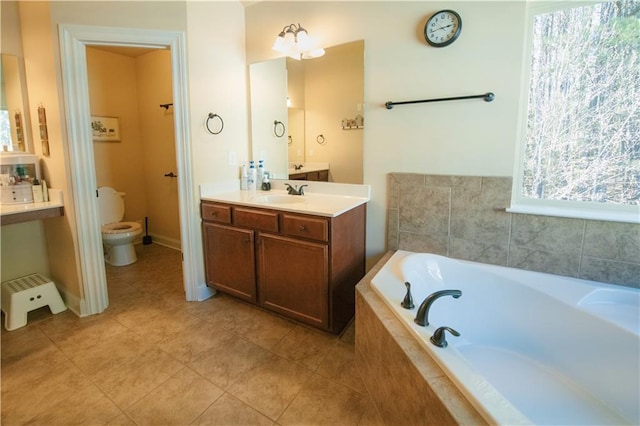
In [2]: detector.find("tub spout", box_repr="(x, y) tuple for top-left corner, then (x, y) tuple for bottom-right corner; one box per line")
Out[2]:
(414, 289), (462, 327)
(430, 326), (460, 348)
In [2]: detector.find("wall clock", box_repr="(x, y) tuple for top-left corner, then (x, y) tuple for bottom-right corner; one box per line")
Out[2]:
(424, 9), (462, 47)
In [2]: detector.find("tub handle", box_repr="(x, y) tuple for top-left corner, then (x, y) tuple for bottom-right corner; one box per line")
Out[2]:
(401, 281), (415, 309)
(430, 326), (460, 348)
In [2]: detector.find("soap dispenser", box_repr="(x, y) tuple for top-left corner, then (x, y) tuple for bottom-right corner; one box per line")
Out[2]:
(261, 173), (271, 191)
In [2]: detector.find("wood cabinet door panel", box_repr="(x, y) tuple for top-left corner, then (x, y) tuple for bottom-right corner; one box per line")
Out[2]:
(257, 234), (328, 329)
(203, 223), (256, 302)
(234, 207), (279, 232)
(281, 213), (328, 242)
(201, 203), (232, 224)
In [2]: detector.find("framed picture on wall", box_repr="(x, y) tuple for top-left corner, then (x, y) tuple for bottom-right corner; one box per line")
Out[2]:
(91, 116), (121, 142)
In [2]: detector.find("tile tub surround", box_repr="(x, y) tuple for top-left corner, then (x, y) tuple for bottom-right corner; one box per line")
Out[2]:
(387, 173), (640, 288)
(355, 251), (487, 426)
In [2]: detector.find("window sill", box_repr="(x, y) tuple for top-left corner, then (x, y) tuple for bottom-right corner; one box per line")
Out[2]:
(506, 204), (639, 224)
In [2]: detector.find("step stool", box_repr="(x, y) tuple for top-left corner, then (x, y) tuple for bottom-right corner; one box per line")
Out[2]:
(1, 274), (67, 331)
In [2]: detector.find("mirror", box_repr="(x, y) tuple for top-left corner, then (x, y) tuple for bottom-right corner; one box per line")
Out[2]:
(249, 40), (364, 184)
(1, 54), (32, 152)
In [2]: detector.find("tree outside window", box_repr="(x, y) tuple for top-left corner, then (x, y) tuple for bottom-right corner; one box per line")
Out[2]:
(514, 1), (639, 222)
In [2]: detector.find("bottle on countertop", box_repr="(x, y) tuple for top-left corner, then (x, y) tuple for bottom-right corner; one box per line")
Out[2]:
(257, 160), (265, 185)
(261, 173), (271, 191)
(248, 160), (257, 190)
(31, 178), (44, 202)
(240, 164), (248, 190)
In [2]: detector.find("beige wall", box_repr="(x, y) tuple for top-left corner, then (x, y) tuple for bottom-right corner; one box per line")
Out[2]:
(18, 1), (82, 303)
(87, 47), (148, 223)
(87, 47), (180, 247)
(136, 50), (181, 246)
(245, 1), (526, 265)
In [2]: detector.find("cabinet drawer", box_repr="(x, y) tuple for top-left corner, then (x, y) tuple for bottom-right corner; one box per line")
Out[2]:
(201, 203), (231, 224)
(282, 213), (328, 242)
(234, 207), (279, 232)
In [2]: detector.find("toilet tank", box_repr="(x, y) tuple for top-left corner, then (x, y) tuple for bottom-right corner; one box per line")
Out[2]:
(97, 186), (125, 225)
(0, 152), (40, 204)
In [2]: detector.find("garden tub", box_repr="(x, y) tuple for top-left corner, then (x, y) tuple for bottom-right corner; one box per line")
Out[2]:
(370, 250), (640, 425)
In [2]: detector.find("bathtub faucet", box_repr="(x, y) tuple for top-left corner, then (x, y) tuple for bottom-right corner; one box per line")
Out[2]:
(414, 289), (462, 327)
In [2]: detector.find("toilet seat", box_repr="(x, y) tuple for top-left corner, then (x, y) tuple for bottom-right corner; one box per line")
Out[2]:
(101, 221), (142, 234)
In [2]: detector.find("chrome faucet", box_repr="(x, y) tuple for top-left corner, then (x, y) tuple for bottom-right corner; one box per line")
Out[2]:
(414, 289), (462, 327)
(285, 183), (307, 195)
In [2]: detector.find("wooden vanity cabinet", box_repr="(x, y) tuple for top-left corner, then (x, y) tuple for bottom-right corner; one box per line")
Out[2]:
(288, 169), (329, 181)
(201, 200), (366, 334)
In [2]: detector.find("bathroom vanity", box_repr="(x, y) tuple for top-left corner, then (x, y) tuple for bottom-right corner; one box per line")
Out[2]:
(287, 162), (329, 181)
(200, 182), (369, 334)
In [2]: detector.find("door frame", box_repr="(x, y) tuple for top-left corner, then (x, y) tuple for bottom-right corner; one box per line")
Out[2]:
(59, 24), (209, 315)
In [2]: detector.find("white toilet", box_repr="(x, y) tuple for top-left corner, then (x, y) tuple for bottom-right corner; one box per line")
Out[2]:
(98, 186), (143, 266)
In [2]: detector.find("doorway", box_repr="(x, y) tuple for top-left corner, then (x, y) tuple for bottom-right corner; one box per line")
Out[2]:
(86, 45), (181, 251)
(59, 25), (210, 316)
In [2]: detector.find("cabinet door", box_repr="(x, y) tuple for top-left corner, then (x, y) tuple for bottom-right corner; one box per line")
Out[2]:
(257, 233), (329, 329)
(203, 223), (256, 302)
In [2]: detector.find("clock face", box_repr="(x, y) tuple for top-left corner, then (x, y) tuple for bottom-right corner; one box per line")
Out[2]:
(424, 10), (462, 47)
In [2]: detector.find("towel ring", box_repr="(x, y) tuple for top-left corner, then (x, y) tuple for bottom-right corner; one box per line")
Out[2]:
(206, 113), (224, 135)
(273, 120), (285, 138)
(316, 134), (326, 145)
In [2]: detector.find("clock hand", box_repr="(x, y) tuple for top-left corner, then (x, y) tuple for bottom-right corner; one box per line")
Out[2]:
(430, 23), (454, 35)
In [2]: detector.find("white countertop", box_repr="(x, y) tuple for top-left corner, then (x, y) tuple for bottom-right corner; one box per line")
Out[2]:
(0, 189), (64, 216)
(200, 180), (370, 217)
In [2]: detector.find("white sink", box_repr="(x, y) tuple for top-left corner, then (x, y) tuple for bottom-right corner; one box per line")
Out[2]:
(252, 195), (306, 204)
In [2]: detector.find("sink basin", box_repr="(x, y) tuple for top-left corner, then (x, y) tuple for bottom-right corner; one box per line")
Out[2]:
(253, 195), (306, 204)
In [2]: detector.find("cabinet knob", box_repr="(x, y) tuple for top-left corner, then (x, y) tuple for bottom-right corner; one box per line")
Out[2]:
(299, 225), (307, 231)
(245, 238), (250, 243)
(211, 211), (217, 217)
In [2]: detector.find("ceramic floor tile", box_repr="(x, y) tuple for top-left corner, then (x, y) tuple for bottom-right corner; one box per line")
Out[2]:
(277, 373), (369, 425)
(65, 329), (154, 376)
(90, 347), (184, 409)
(227, 353), (313, 420)
(1, 324), (57, 367)
(124, 306), (203, 344)
(316, 341), (367, 395)
(23, 383), (123, 426)
(157, 321), (231, 364)
(271, 324), (337, 370)
(43, 316), (130, 356)
(193, 393), (274, 426)
(231, 306), (296, 350)
(126, 367), (224, 425)
(106, 413), (138, 425)
(1, 351), (93, 424)
(188, 331), (272, 390)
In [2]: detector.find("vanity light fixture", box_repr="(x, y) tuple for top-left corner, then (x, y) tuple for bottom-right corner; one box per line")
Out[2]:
(272, 23), (325, 60)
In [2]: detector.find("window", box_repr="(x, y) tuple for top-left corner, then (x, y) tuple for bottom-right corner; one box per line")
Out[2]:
(0, 110), (11, 151)
(510, 1), (640, 223)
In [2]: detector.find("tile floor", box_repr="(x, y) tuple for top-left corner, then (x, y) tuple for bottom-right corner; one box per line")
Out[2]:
(1, 244), (385, 425)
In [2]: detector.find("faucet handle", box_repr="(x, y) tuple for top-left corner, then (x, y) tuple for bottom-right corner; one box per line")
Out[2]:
(401, 281), (414, 309)
(430, 326), (460, 348)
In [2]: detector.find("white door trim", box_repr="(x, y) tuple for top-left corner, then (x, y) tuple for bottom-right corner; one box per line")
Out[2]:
(59, 24), (208, 315)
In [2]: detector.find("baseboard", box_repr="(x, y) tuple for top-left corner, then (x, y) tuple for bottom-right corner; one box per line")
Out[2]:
(56, 285), (83, 317)
(135, 234), (181, 251)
